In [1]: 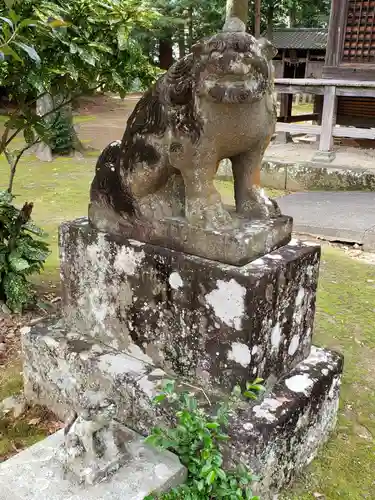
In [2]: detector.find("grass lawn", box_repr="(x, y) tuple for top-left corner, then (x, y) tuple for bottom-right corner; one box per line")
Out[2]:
(0, 150), (375, 498)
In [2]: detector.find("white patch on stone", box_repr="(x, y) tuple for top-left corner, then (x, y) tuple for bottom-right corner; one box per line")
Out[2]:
(295, 287), (305, 307)
(149, 368), (166, 378)
(321, 368), (329, 376)
(252, 345), (259, 355)
(243, 422), (253, 431)
(288, 334), (300, 356)
(271, 322), (281, 351)
(98, 353), (146, 378)
(285, 374), (313, 395)
(114, 246), (145, 276)
(169, 272), (184, 290)
(138, 375), (157, 398)
(251, 258), (265, 267)
(128, 239), (145, 247)
(20, 326), (31, 336)
(126, 343), (154, 365)
(253, 398), (282, 422)
(268, 254), (283, 260)
(228, 342), (251, 367)
(205, 279), (246, 330)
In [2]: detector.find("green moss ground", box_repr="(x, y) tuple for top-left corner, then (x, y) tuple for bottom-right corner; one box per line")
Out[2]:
(0, 148), (374, 497)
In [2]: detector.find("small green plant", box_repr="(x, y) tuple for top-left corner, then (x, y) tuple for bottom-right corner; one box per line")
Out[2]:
(0, 190), (50, 312)
(144, 378), (265, 500)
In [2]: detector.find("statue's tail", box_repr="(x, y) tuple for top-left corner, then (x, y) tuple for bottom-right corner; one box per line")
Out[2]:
(90, 141), (137, 217)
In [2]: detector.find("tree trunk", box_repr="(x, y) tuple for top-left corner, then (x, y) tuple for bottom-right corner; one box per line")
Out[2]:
(188, 7), (194, 52)
(178, 32), (186, 59)
(36, 93), (84, 161)
(159, 38), (174, 70)
(289, 1), (297, 27)
(254, 0), (261, 38)
(226, 0), (249, 25)
(267, 3), (274, 39)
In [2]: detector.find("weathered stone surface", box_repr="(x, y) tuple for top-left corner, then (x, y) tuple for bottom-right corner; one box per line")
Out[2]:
(261, 159), (375, 192)
(227, 346), (343, 498)
(363, 225), (375, 252)
(22, 322), (173, 436)
(60, 219), (320, 389)
(0, 394), (27, 419)
(89, 204), (292, 265)
(89, 18), (280, 246)
(22, 322), (343, 498)
(0, 427), (186, 500)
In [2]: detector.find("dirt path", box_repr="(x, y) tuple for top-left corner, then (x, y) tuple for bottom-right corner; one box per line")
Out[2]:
(75, 94), (139, 150)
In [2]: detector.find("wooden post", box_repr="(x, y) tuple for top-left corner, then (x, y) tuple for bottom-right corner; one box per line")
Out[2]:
(314, 86), (337, 162)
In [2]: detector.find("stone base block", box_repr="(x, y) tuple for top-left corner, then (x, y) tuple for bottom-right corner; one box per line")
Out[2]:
(60, 219), (320, 389)
(22, 322), (343, 497)
(227, 346), (343, 497)
(22, 321), (174, 436)
(89, 203), (292, 266)
(0, 428), (186, 500)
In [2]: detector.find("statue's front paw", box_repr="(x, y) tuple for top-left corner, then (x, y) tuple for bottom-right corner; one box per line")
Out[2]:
(238, 189), (281, 219)
(186, 200), (234, 230)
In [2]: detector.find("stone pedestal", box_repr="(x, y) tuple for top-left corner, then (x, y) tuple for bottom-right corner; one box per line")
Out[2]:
(21, 218), (343, 498)
(60, 219), (319, 390)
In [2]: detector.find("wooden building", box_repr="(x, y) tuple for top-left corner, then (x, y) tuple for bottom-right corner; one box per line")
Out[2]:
(270, 28), (327, 80)
(324, 0), (375, 129)
(273, 0), (375, 161)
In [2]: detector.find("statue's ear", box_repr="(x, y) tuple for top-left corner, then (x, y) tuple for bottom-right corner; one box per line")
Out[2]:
(258, 38), (278, 60)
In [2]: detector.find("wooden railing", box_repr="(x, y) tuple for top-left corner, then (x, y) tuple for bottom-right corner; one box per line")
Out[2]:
(274, 78), (375, 161)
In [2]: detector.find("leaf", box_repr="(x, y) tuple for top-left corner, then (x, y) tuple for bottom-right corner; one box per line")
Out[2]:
(13, 42), (40, 63)
(206, 422), (220, 430)
(24, 127), (35, 145)
(0, 16), (13, 29)
(18, 18), (38, 29)
(49, 19), (69, 28)
(1, 44), (22, 62)
(9, 254), (30, 272)
(232, 384), (242, 398)
(206, 469), (216, 485)
(153, 394), (167, 404)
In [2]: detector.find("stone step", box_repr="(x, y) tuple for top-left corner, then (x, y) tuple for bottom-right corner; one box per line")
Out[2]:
(0, 427), (186, 500)
(216, 158), (375, 192)
(22, 320), (343, 499)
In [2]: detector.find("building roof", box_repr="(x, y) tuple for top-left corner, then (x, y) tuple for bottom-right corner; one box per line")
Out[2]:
(269, 28), (328, 50)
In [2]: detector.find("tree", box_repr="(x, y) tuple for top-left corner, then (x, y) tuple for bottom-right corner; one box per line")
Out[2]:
(0, 0), (158, 174)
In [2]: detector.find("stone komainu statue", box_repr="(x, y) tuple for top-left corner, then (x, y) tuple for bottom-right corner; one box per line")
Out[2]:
(89, 18), (279, 232)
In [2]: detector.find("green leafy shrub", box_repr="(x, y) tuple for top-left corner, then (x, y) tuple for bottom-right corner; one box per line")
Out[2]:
(144, 379), (265, 500)
(0, 190), (50, 312)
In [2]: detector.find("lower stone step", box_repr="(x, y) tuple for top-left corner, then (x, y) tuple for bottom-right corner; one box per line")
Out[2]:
(22, 321), (343, 498)
(0, 427), (186, 500)
(216, 158), (375, 192)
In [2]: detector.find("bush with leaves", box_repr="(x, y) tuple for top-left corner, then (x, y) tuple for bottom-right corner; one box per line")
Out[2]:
(0, 0), (159, 191)
(144, 379), (265, 500)
(0, 190), (50, 312)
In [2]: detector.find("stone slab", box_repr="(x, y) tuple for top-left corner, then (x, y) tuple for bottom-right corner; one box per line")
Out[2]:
(228, 346), (343, 498)
(22, 321), (173, 436)
(22, 322), (343, 498)
(89, 203), (293, 266)
(261, 159), (375, 192)
(276, 191), (375, 246)
(0, 428), (186, 500)
(60, 220), (320, 389)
